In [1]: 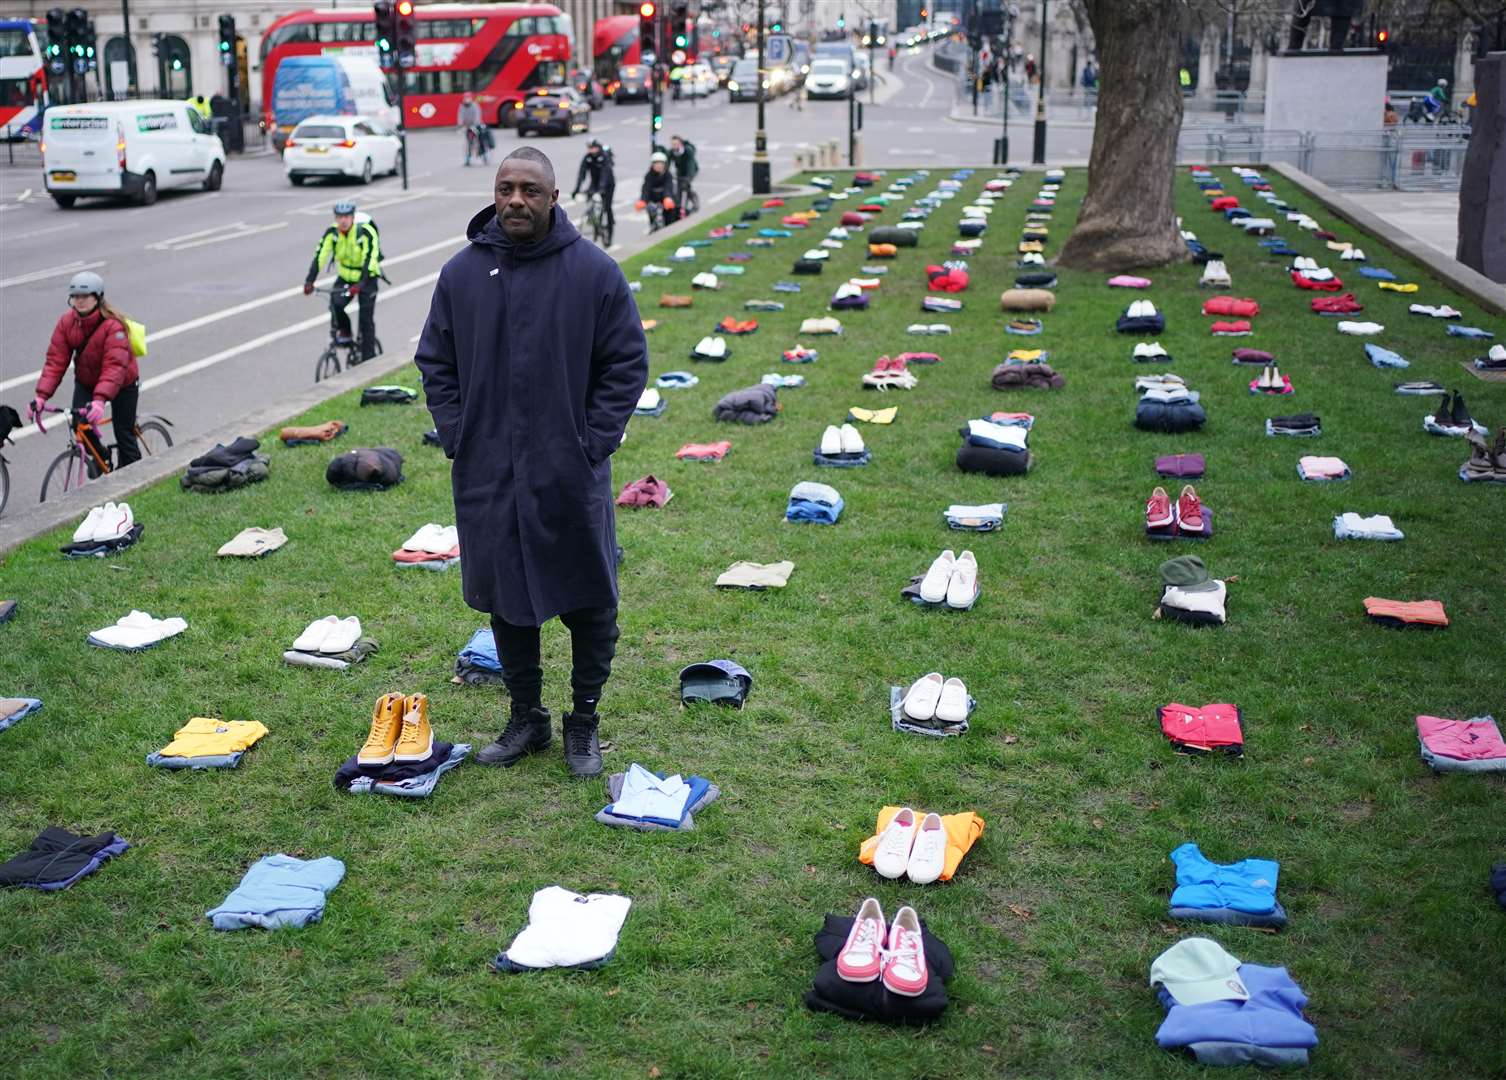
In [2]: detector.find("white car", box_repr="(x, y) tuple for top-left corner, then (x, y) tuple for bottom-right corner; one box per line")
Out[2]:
(805, 58), (854, 99)
(284, 115), (402, 186)
(41, 99), (226, 207)
(678, 63), (718, 98)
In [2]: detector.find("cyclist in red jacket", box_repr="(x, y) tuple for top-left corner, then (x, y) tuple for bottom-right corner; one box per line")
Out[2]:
(32, 271), (142, 468)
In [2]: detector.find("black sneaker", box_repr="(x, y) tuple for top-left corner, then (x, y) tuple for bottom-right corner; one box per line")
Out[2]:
(475, 705), (551, 767)
(1451, 391), (1472, 428)
(561, 712), (603, 778)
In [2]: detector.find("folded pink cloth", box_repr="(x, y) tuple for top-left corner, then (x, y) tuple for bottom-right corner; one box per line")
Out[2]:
(1299, 455), (1348, 478)
(1416, 715), (1506, 761)
(1107, 274), (1152, 289)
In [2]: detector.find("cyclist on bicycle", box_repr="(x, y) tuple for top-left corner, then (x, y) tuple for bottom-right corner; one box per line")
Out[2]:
(458, 92), (490, 167)
(570, 138), (616, 239)
(302, 201), (382, 363)
(668, 135), (698, 215)
(31, 271), (142, 470)
(637, 151), (679, 226)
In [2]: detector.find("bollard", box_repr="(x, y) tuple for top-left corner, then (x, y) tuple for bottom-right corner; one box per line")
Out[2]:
(851, 137), (862, 167)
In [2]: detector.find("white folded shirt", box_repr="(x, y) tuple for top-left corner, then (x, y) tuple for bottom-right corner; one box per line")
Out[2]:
(1337, 321), (1385, 335)
(502, 886), (633, 969)
(946, 502), (1006, 520)
(89, 610), (188, 649)
(966, 420), (1029, 450)
(608, 763), (694, 821)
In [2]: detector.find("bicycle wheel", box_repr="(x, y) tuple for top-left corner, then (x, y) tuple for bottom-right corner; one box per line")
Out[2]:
(314, 346), (341, 383)
(0, 458), (9, 516)
(39, 447), (82, 503)
(137, 420), (173, 455)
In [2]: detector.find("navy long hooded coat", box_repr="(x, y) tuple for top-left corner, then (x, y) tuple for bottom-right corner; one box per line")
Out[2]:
(414, 203), (648, 626)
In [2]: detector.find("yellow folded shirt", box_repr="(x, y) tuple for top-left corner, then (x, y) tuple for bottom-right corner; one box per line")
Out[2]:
(859, 807), (984, 882)
(1325, 240), (1352, 251)
(1378, 281), (1419, 293)
(158, 717), (270, 759)
(1008, 349), (1044, 362)
(1017, 240), (1044, 254)
(847, 406), (898, 424)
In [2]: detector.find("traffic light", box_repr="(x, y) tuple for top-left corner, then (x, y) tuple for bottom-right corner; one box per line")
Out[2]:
(837, 13), (845, 29)
(373, 0), (396, 68)
(82, 18), (96, 71)
(66, 9), (87, 75)
(395, 0), (417, 68)
(218, 15), (236, 66)
(1376, 27), (1389, 49)
(44, 8), (65, 74)
(652, 107), (662, 132)
(639, 2), (657, 60)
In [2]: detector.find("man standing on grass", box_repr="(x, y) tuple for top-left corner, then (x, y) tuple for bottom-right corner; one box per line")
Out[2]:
(415, 146), (648, 779)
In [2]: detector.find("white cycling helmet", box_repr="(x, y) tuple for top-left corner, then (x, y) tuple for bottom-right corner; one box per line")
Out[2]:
(68, 270), (105, 297)
(650, 151), (668, 164)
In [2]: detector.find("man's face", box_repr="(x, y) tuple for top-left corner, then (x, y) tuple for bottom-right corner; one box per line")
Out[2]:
(671, 137), (682, 152)
(335, 213), (354, 234)
(494, 158), (557, 243)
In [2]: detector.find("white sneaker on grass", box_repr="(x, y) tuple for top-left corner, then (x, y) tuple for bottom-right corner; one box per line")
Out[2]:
(819, 426), (842, 455)
(906, 812), (948, 884)
(292, 615), (339, 653)
(935, 677), (969, 724)
(838, 423), (864, 454)
(918, 551), (955, 604)
(73, 505), (106, 544)
(872, 808), (919, 879)
(945, 551), (978, 610)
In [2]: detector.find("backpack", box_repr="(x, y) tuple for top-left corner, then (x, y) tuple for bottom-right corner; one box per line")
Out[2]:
(351, 213), (392, 280)
(125, 318), (148, 358)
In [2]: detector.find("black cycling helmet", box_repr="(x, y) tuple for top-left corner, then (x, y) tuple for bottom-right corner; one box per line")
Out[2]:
(588, 138), (602, 149)
(333, 201), (356, 216)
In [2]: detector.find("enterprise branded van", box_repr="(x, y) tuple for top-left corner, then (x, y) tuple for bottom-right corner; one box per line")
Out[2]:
(41, 99), (226, 208)
(271, 55), (396, 152)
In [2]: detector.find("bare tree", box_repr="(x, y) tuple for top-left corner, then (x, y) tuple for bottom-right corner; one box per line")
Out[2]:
(1057, 0), (1188, 270)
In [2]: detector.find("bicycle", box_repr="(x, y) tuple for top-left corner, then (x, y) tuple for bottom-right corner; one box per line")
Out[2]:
(583, 189), (614, 247)
(644, 200), (667, 234)
(312, 285), (383, 383)
(34, 404), (174, 504)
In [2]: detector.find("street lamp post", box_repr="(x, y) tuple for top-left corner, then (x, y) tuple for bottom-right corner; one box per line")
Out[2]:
(752, 0), (770, 192)
(997, 5), (1017, 164)
(1031, 0), (1047, 163)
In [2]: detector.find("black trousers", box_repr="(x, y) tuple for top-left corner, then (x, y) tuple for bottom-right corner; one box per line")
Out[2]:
(490, 606), (619, 712)
(330, 280), (378, 360)
(73, 379), (139, 469)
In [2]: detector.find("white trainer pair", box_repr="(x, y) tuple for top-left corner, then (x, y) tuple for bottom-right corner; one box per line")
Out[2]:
(73, 502), (135, 544)
(401, 523), (459, 554)
(872, 807), (947, 884)
(1127, 299), (1159, 318)
(819, 424), (864, 455)
(902, 672), (969, 724)
(918, 549), (978, 609)
(292, 615), (363, 654)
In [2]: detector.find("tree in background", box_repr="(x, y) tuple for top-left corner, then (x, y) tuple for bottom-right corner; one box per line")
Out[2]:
(1057, 0), (1187, 270)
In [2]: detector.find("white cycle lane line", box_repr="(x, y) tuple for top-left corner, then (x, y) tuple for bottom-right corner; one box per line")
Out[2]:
(5, 270), (444, 446)
(145, 221), (290, 253)
(0, 259), (107, 291)
(0, 236), (463, 395)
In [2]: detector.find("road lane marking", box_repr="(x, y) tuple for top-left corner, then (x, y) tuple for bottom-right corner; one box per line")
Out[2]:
(146, 220), (290, 252)
(4, 222), (80, 241)
(6, 271), (443, 444)
(0, 237), (461, 394)
(0, 259), (105, 290)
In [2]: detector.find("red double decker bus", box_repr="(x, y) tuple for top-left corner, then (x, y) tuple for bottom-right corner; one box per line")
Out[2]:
(592, 14), (640, 86)
(260, 4), (572, 130)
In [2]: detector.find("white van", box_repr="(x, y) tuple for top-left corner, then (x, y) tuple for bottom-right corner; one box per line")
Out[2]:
(41, 99), (226, 208)
(270, 55), (397, 153)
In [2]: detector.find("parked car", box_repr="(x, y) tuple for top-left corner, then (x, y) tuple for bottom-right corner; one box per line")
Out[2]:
(804, 57), (854, 99)
(568, 68), (606, 109)
(284, 114), (402, 186)
(42, 99), (226, 207)
(615, 64), (653, 103)
(710, 54), (738, 86)
(515, 87), (591, 136)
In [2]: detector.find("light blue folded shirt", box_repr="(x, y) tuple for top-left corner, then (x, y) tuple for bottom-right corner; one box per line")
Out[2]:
(1169, 843), (1279, 915)
(206, 854), (346, 931)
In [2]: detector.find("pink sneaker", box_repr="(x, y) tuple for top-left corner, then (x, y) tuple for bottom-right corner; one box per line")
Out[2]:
(882, 906), (929, 996)
(1146, 486), (1173, 529)
(836, 898), (886, 983)
(1177, 485), (1205, 533)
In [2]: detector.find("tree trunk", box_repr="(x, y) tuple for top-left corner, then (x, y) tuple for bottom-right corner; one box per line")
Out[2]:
(1057, 0), (1187, 272)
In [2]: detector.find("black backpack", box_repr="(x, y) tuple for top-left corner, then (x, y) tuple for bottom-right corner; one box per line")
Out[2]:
(0, 404), (20, 444)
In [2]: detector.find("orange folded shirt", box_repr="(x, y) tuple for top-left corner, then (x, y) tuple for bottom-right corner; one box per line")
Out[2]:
(1363, 597), (1448, 627)
(393, 546), (459, 563)
(858, 806), (984, 882)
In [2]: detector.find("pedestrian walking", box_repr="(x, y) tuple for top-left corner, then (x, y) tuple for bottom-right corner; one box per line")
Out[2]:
(414, 147), (648, 779)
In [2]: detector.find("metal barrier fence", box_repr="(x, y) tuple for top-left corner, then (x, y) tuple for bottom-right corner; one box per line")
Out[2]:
(2, 125), (42, 168)
(1176, 124), (1471, 191)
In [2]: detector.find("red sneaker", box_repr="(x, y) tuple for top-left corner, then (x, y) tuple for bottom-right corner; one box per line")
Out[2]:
(881, 906), (929, 996)
(1146, 486), (1173, 529)
(1177, 485), (1205, 533)
(836, 898), (886, 983)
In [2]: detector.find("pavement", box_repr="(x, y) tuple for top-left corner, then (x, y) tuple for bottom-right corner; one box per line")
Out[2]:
(1341, 190), (1461, 260)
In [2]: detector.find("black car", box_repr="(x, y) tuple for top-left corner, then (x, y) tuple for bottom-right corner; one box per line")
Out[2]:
(727, 59), (764, 102)
(515, 88), (591, 136)
(615, 64), (653, 103)
(569, 68), (605, 109)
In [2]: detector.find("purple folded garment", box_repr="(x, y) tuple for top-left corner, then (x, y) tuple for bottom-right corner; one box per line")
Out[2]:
(1232, 347), (1274, 365)
(1156, 453), (1205, 478)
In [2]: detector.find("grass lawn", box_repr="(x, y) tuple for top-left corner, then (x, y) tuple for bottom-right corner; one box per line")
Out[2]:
(1, 162), (1502, 1079)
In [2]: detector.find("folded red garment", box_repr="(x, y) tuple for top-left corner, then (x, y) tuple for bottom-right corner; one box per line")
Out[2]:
(1364, 597), (1448, 627)
(675, 441), (731, 460)
(1232, 347), (1274, 364)
(1210, 320), (1252, 335)
(1291, 271), (1344, 292)
(762, 198), (785, 208)
(1159, 703), (1243, 752)
(1314, 229), (1338, 241)
(1201, 296), (1261, 318)
(1311, 293), (1363, 313)
(925, 265), (969, 293)
(780, 215), (809, 227)
(840, 211), (868, 227)
(1210, 196), (1239, 211)
(393, 545), (459, 563)
(896, 351), (941, 365)
(718, 317), (758, 335)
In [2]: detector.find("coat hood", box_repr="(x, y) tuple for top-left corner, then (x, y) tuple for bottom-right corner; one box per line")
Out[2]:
(466, 203), (580, 261)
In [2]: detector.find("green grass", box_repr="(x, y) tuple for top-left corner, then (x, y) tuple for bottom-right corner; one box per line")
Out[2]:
(1, 165), (1503, 1079)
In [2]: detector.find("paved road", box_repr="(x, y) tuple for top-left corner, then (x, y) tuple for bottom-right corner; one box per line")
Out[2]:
(0, 46), (1077, 517)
